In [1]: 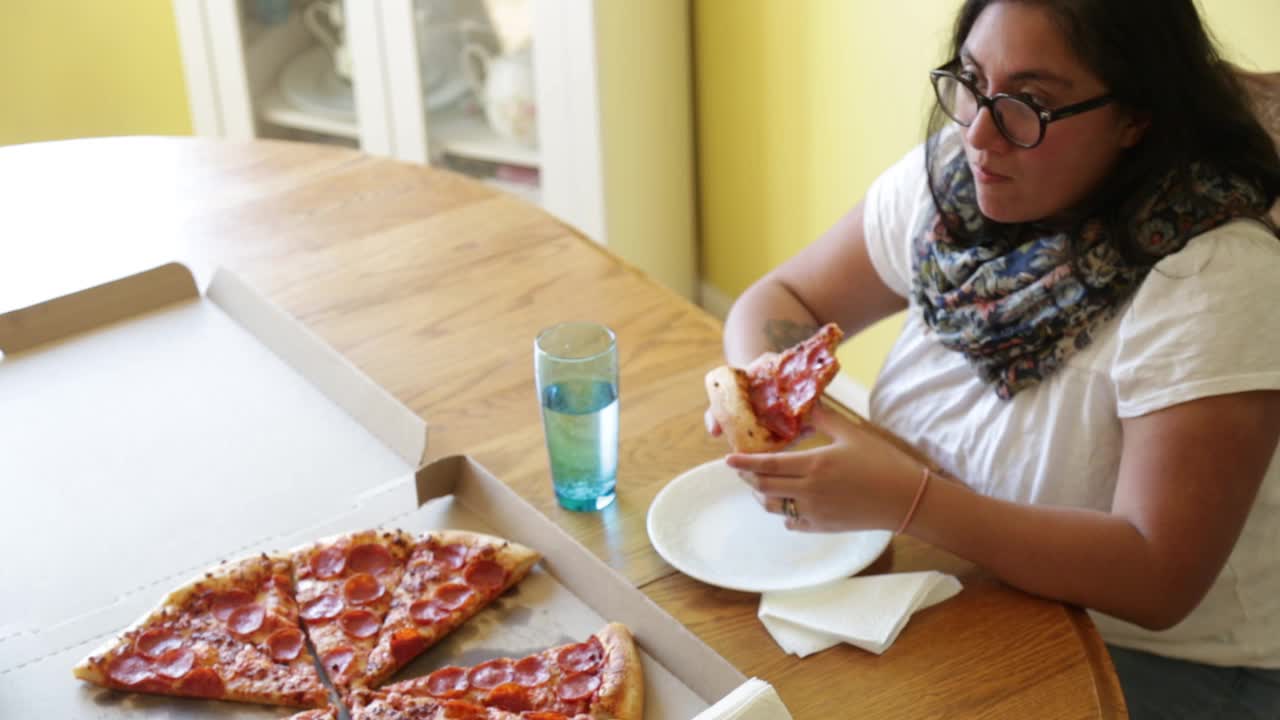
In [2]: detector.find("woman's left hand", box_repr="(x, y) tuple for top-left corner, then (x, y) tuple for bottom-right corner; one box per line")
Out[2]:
(725, 405), (926, 532)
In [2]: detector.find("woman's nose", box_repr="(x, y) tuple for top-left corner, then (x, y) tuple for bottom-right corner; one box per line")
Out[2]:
(966, 105), (1010, 153)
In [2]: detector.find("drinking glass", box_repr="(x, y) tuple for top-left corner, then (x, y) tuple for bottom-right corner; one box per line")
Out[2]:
(534, 322), (619, 511)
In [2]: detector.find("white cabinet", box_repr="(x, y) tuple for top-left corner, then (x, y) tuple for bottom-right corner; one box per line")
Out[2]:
(172, 0), (697, 299)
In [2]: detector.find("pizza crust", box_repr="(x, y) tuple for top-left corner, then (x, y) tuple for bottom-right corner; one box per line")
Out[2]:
(594, 622), (644, 720)
(704, 365), (787, 453)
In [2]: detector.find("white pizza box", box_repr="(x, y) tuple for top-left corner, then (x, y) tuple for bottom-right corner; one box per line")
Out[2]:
(0, 263), (750, 718)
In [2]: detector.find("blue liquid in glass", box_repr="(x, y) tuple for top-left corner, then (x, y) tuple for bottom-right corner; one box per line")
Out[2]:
(540, 379), (618, 511)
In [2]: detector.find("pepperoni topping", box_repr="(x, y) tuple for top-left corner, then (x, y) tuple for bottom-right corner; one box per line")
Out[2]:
(556, 636), (603, 674)
(464, 559), (507, 591)
(343, 573), (385, 606)
(154, 647), (196, 679)
(390, 627), (429, 665)
(434, 582), (474, 611)
(347, 543), (395, 575)
(468, 658), (515, 689)
(409, 598), (451, 625)
(267, 627), (305, 662)
(226, 603), (266, 636)
(210, 589), (253, 621)
(322, 646), (355, 677)
(107, 654), (154, 686)
(514, 655), (552, 687)
(556, 671), (601, 701)
(338, 609), (380, 639)
(484, 682), (533, 712)
(135, 628), (183, 659)
(300, 591), (343, 622)
(424, 665), (470, 698)
(435, 543), (469, 570)
(310, 546), (347, 579)
(175, 666), (225, 698)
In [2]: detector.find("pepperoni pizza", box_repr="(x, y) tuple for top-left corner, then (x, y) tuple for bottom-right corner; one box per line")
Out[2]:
(705, 322), (844, 452)
(355, 623), (643, 720)
(73, 530), (642, 720)
(72, 551), (329, 708)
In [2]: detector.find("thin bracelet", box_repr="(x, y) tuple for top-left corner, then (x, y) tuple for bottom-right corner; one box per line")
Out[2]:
(896, 465), (933, 535)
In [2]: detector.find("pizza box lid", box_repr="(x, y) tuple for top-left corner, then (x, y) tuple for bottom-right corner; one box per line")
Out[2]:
(0, 263), (753, 718)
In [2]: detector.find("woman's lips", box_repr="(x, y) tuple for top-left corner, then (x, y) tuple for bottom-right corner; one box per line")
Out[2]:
(972, 163), (1012, 183)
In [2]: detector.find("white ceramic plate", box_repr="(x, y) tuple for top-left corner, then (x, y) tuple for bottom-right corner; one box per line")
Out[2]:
(647, 459), (892, 593)
(279, 46), (355, 122)
(279, 47), (468, 124)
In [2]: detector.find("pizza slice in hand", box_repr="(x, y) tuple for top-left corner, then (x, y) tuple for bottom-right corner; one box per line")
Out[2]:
(362, 530), (540, 689)
(73, 551), (328, 708)
(705, 322), (844, 452)
(290, 528), (415, 697)
(370, 622), (642, 720)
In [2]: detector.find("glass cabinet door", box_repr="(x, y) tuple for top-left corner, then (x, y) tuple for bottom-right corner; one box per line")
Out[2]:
(395, 0), (542, 205)
(235, 0), (362, 148)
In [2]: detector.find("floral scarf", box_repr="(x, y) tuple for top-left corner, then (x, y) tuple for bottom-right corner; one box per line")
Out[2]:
(912, 153), (1271, 399)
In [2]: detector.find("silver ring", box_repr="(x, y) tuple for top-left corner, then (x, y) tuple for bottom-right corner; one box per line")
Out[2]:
(781, 497), (800, 522)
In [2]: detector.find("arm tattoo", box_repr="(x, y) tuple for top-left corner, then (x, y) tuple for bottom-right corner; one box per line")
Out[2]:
(764, 319), (819, 352)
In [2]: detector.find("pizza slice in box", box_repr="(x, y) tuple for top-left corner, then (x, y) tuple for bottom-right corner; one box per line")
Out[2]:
(347, 692), (530, 719)
(290, 528), (415, 696)
(370, 622), (643, 720)
(363, 529), (540, 688)
(72, 551), (328, 708)
(285, 706), (340, 720)
(706, 322), (844, 452)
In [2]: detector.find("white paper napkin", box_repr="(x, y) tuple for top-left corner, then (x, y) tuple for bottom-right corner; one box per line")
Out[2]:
(692, 677), (794, 720)
(758, 571), (962, 658)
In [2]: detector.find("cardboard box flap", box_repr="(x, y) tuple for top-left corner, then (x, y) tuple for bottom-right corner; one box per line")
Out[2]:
(0, 262), (197, 355)
(418, 455), (748, 702)
(207, 268), (428, 468)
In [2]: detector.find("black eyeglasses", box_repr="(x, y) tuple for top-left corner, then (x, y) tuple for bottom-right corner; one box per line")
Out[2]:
(929, 66), (1114, 148)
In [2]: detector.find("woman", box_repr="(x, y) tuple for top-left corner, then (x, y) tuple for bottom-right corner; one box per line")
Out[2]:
(714, 1), (1280, 717)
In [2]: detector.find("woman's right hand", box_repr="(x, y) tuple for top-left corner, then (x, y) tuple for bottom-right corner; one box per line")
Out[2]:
(726, 404), (926, 533)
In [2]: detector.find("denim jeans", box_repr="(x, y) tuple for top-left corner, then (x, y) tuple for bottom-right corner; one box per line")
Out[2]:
(1108, 645), (1280, 719)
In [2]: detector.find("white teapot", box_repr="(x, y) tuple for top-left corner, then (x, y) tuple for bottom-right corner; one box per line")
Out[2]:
(461, 43), (537, 148)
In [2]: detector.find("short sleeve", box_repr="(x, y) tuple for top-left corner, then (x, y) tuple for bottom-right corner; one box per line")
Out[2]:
(1112, 219), (1280, 418)
(862, 142), (932, 298)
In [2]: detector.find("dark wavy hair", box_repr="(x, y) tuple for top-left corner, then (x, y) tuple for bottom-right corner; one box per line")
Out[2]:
(925, 0), (1280, 255)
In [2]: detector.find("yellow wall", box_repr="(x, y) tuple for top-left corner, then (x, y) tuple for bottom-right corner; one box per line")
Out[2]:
(0, 0), (191, 146)
(695, 0), (1280, 387)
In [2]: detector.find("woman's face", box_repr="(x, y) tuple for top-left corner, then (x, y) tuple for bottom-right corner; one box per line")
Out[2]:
(959, 2), (1146, 223)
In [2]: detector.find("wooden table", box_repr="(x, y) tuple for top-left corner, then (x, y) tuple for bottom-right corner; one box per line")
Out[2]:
(0, 138), (1126, 719)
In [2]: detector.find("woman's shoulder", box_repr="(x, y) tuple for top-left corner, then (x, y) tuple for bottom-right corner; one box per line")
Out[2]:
(1112, 218), (1280, 417)
(1126, 217), (1280, 324)
(1150, 217), (1280, 277)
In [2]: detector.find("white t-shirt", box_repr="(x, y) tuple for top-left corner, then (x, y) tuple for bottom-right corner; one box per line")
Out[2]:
(862, 142), (1280, 668)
